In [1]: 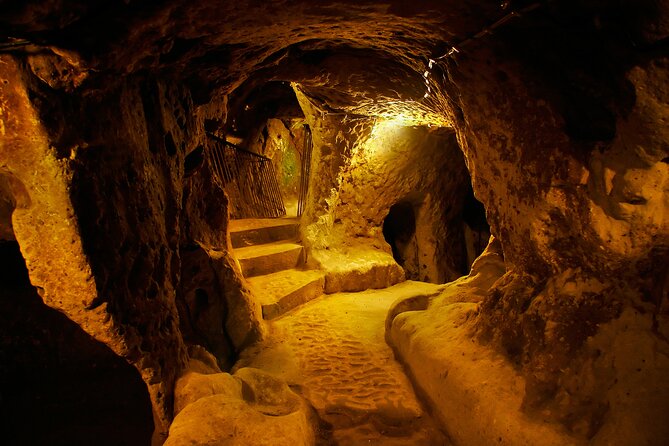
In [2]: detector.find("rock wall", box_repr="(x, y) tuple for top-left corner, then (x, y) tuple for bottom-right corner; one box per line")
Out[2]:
(1, 1), (668, 444)
(0, 241), (154, 445)
(335, 124), (472, 283)
(435, 2), (669, 441)
(0, 53), (264, 443)
(295, 88), (477, 285)
(179, 159), (266, 369)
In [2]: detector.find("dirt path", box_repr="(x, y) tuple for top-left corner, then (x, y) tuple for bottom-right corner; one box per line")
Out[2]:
(239, 281), (450, 445)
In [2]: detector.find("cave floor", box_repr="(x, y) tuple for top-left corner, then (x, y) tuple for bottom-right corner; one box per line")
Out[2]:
(237, 280), (450, 445)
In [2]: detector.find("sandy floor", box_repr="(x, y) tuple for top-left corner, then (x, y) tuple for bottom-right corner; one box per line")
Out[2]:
(237, 281), (450, 445)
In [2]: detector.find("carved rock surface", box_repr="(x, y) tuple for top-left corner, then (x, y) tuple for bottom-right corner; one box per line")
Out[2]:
(0, 1), (667, 444)
(167, 367), (315, 446)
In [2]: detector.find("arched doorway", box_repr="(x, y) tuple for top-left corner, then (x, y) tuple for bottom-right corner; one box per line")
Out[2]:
(383, 200), (418, 280)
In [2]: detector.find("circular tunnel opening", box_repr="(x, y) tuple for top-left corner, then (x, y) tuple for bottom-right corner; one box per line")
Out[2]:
(0, 175), (154, 446)
(383, 200), (417, 279)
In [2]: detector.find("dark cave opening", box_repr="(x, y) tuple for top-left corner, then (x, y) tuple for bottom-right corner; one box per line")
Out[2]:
(462, 188), (491, 268)
(184, 144), (204, 177)
(383, 200), (418, 279)
(0, 240), (154, 446)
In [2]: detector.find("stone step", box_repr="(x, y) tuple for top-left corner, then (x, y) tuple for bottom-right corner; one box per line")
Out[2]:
(235, 242), (304, 277)
(229, 218), (299, 249)
(247, 269), (325, 320)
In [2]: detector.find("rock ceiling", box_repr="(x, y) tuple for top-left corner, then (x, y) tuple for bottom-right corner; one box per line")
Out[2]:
(0, 0), (507, 121)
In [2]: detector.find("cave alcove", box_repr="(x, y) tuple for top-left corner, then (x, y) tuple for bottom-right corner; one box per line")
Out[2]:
(461, 188), (491, 269)
(224, 81), (309, 217)
(383, 199), (418, 280)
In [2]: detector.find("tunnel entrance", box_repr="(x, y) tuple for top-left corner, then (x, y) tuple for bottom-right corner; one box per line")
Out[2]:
(254, 118), (308, 217)
(383, 200), (418, 280)
(0, 234), (154, 443)
(462, 189), (491, 268)
(224, 81), (309, 218)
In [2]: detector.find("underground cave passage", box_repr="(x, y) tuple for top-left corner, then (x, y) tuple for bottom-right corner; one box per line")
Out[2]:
(1, 1), (669, 445)
(220, 81), (311, 218)
(383, 200), (417, 278)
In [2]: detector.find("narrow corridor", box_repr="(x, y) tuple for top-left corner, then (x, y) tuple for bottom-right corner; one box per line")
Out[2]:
(239, 282), (450, 445)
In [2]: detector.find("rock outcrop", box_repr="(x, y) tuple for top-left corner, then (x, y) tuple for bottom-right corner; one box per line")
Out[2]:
(167, 362), (316, 446)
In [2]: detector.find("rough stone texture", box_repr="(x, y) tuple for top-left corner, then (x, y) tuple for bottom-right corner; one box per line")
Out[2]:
(0, 55), (115, 354)
(0, 0), (503, 107)
(388, 238), (669, 446)
(1, 55), (180, 440)
(236, 283), (449, 445)
(61, 74), (195, 441)
(0, 174), (19, 241)
(334, 125), (472, 282)
(178, 243), (266, 368)
(387, 239), (580, 446)
(437, 4), (669, 439)
(296, 91), (475, 288)
(0, 240), (154, 445)
(167, 367), (315, 446)
(186, 344), (223, 374)
(310, 248), (405, 294)
(1, 0), (668, 444)
(174, 372), (241, 416)
(0, 53), (238, 442)
(2, 44), (266, 444)
(179, 151), (266, 367)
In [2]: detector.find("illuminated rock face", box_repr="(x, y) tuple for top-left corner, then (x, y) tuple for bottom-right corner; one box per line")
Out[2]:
(0, 57), (261, 442)
(0, 1), (668, 445)
(302, 120), (475, 283)
(442, 19), (669, 438)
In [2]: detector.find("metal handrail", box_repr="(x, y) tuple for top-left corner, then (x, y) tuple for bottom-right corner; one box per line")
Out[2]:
(206, 132), (272, 160)
(297, 125), (312, 217)
(206, 133), (286, 219)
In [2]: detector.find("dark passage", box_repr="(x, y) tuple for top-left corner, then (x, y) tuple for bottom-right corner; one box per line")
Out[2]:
(0, 241), (154, 446)
(462, 189), (491, 268)
(383, 201), (417, 278)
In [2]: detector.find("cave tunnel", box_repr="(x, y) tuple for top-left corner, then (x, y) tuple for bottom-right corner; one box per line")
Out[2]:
(383, 200), (417, 277)
(1, 1), (669, 445)
(462, 188), (491, 269)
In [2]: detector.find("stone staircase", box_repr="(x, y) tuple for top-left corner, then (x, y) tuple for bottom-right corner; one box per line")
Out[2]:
(230, 217), (325, 320)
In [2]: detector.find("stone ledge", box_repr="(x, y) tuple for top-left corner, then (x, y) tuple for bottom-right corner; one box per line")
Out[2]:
(309, 247), (405, 294)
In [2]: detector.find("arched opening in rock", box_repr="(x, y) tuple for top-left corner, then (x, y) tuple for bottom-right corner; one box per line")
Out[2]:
(383, 200), (418, 279)
(462, 189), (491, 269)
(251, 118), (306, 216)
(0, 176), (154, 446)
(224, 82), (309, 216)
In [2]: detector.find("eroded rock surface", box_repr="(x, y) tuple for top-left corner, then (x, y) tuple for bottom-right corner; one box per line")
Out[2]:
(0, 1), (668, 444)
(168, 363), (315, 446)
(237, 283), (449, 445)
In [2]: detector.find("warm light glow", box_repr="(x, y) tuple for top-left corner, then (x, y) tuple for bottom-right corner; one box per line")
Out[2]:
(377, 114), (416, 128)
(292, 82), (453, 128)
(352, 116), (411, 161)
(351, 99), (453, 127)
